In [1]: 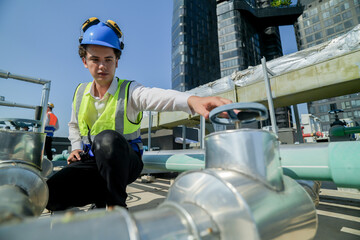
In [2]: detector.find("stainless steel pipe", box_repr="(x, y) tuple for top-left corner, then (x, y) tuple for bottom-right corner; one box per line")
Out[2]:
(0, 127), (317, 239)
(0, 130), (49, 223)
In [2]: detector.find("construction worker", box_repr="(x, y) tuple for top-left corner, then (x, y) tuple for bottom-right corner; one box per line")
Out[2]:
(46, 18), (231, 211)
(44, 102), (59, 160)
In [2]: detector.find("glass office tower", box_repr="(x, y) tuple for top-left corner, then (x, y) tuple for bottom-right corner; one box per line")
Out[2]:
(171, 0), (302, 128)
(216, 0), (302, 128)
(295, 0), (360, 132)
(171, 0), (220, 91)
(216, 0), (301, 78)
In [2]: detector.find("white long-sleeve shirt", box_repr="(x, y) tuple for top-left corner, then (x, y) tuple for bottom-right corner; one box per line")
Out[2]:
(68, 78), (193, 150)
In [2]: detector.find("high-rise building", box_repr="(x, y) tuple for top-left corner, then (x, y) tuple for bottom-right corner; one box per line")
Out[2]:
(216, 0), (302, 78)
(171, 0), (221, 92)
(171, 0), (303, 128)
(294, 0), (360, 132)
(216, 0), (302, 128)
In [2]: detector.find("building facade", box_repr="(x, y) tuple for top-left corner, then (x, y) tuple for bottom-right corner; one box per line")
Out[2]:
(171, 0), (221, 91)
(171, 0), (303, 128)
(216, 0), (285, 77)
(294, 0), (360, 132)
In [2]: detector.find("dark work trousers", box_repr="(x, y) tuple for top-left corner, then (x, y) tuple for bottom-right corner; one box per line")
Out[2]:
(44, 136), (53, 160)
(46, 130), (143, 211)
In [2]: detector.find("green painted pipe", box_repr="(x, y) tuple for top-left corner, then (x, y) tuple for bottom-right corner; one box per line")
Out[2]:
(143, 150), (205, 172)
(281, 142), (360, 188)
(142, 142), (360, 188)
(330, 125), (360, 137)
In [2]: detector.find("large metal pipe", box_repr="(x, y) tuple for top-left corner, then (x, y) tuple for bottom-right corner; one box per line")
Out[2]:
(0, 130), (49, 223)
(0, 127), (317, 239)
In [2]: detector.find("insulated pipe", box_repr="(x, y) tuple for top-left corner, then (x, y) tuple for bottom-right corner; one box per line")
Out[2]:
(0, 130), (49, 223)
(281, 142), (360, 188)
(0, 128), (317, 240)
(330, 125), (360, 137)
(142, 141), (360, 188)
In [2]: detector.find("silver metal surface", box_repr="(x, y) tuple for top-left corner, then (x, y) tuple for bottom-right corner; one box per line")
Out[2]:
(41, 158), (53, 178)
(168, 169), (317, 240)
(297, 180), (322, 207)
(205, 128), (284, 191)
(0, 163), (48, 215)
(0, 185), (35, 224)
(0, 208), (133, 240)
(0, 130), (45, 169)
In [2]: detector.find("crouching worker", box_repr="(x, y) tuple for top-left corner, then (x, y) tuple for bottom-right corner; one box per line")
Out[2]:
(46, 17), (232, 211)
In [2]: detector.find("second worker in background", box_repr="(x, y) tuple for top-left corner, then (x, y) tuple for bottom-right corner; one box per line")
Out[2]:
(44, 102), (59, 161)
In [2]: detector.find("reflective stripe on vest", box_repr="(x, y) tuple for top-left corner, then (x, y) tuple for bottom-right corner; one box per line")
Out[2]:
(73, 79), (143, 146)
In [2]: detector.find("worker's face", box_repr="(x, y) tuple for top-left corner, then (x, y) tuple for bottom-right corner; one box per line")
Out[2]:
(82, 45), (118, 85)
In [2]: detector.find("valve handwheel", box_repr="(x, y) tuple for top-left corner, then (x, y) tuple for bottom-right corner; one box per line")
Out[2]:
(209, 102), (268, 127)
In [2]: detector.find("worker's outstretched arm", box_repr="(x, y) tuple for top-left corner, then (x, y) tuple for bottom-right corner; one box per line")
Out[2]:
(187, 96), (232, 119)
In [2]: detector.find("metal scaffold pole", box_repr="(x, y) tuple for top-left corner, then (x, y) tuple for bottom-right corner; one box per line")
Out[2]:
(261, 57), (278, 135)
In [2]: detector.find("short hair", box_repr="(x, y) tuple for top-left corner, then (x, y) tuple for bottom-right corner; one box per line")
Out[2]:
(78, 45), (121, 59)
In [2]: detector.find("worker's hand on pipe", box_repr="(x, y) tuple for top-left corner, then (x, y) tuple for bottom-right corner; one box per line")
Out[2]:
(187, 96), (233, 119)
(67, 149), (83, 165)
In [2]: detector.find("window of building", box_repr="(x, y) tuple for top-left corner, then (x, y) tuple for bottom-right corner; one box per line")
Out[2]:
(351, 99), (360, 107)
(354, 110), (360, 118)
(323, 11), (330, 19)
(320, 115), (330, 122)
(335, 23), (344, 32)
(343, 112), (353, 118)
(344, 20), (354, 29)
(315, 31), (323, 40)
(309, 106), (316, 114)
(341, 2), (350, 11)
(303, 20), (311, 27)
(330, 103), (337, 111)
(305, 27), (314, 35)
(331, 6), (340, 15)
(324, 18), (334, 27)
(322, 124), (330, 131)
(342, 10), (352, 20)
(355, 0), (360, 5)
(329, 0), (338, 7)
(221, 58), (240, 69)
(311, 15), (320, 24)
(306, 35), (314, 43)
(341, 101), (351, 109)
(333, 15), (342, 24)
(326, 27), (335, 35)
(319, 105), (330, 113)
(313, 23), (322, 32)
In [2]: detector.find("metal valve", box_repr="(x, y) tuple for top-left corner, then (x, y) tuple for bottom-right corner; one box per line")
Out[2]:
(209, 102), (268, 129)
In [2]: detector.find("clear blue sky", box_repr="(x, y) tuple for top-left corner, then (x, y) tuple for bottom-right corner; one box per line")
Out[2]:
(0, 0), (303, 137)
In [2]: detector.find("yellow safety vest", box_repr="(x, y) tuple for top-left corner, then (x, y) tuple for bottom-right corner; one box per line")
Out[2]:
(73, 78), (142, 145)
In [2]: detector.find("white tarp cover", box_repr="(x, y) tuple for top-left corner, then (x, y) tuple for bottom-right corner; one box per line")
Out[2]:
(187, 24), (360, 96)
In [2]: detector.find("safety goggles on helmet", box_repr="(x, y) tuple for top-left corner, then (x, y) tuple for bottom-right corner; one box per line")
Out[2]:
(79, 17), (124, 51)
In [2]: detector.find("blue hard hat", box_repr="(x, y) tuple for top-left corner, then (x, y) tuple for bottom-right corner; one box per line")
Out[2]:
(81, 22), (121, 50)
